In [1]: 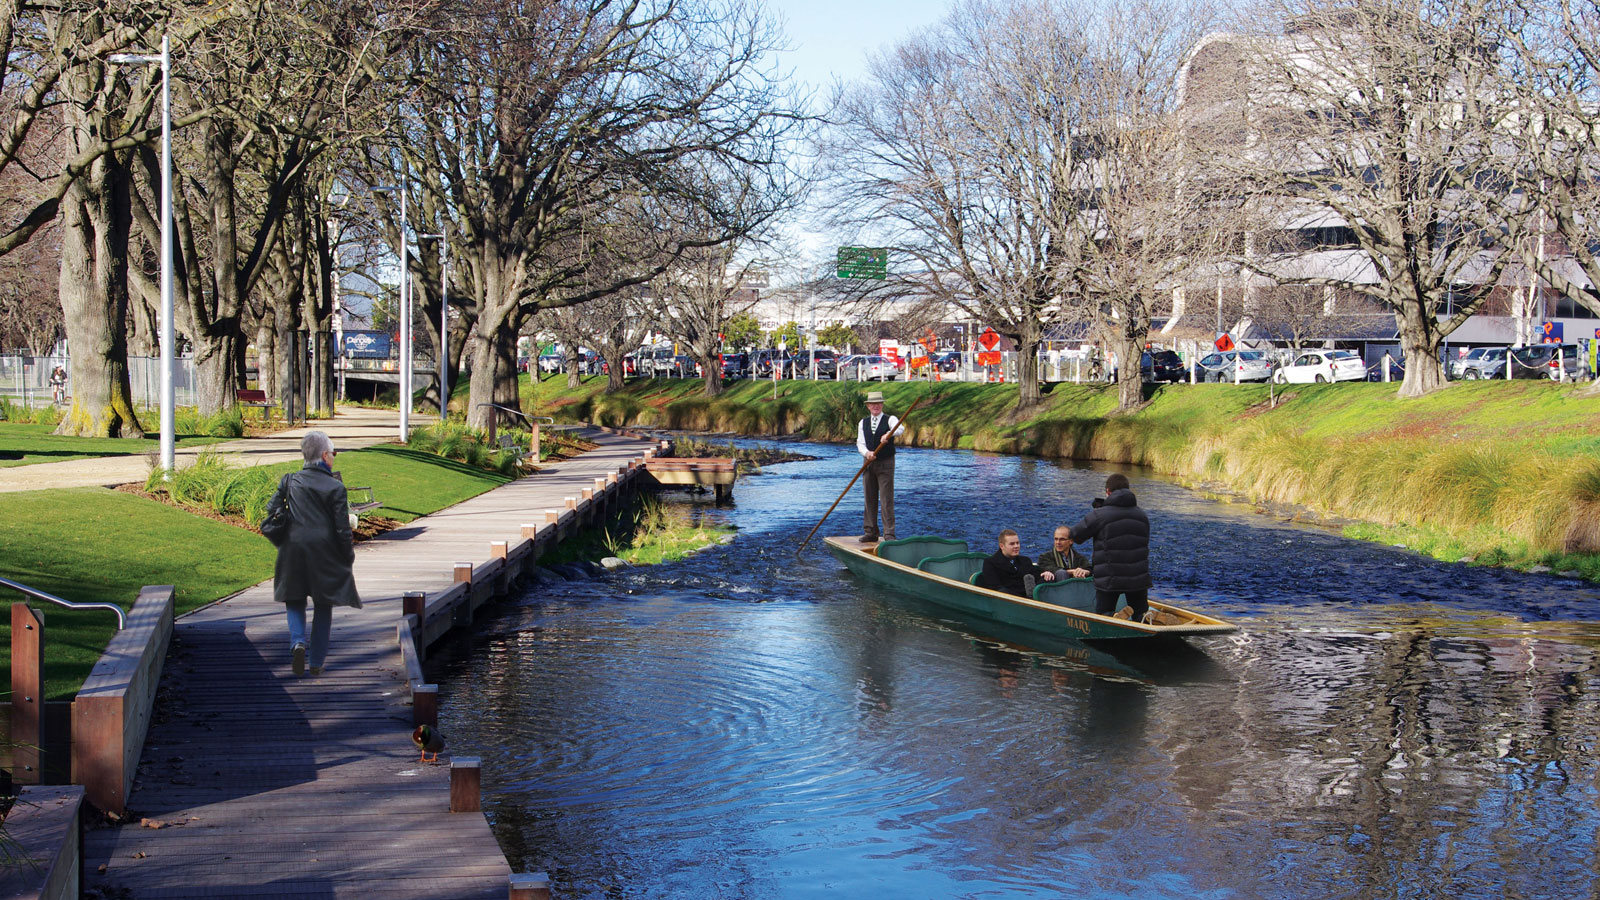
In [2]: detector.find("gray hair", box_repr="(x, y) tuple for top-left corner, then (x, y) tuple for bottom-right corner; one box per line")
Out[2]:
(301, 430), (334, 463)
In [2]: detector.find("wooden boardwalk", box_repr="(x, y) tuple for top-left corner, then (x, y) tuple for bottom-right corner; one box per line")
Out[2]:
(82, 430), (657, 899)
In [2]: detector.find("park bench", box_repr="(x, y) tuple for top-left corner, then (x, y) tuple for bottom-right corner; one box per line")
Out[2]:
(347, 485), (382, 516)
(496, 432), (538, 471)
(235, 388), (278, 421)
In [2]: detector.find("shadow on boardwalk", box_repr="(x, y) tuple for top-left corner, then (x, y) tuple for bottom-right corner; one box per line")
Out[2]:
(83, 429), (657, 899)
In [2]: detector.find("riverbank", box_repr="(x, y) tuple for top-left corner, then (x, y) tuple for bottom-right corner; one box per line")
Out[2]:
(523, 375), (1600, 580)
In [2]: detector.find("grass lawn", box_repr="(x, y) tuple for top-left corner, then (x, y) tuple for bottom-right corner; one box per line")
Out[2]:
(0, 446), (513, 699)
(0, 423), (227, 468)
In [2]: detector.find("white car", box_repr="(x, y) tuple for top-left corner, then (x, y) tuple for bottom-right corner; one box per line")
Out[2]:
(850, 354), (898, 381)
(1273, 349), (1367, 383)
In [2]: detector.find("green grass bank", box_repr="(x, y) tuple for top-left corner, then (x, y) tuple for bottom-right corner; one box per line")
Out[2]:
(523, 375), (1600, 579)
(0, 445), (513, 700)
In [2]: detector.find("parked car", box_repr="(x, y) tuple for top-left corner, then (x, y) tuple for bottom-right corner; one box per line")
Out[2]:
(1457, 347), (1508, 380)
(1510, 344), (1584, 380)
(750, 349), (793, 378)
(1449, 347), (1491, 380)
(1197, 350), (1275, 382)
(718, 352), (749, 379)
(537, 353), (562, 373)
(932, 351), (961, 373)
(851, 354), (898, 381)
(786, 349), (839, 378)
(1139, 350), (1185, 383)
(1273, 349), (1367, 384)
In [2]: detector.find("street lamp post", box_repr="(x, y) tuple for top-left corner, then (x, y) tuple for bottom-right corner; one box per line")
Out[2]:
(373, 181), (410, 440)
(110, 37), (174, 474)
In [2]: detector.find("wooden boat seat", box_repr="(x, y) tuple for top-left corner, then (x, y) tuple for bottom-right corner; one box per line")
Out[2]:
(876, 536), (968, 568)
(915, 551), (989, 584)
(1030, 579), (1098, 611)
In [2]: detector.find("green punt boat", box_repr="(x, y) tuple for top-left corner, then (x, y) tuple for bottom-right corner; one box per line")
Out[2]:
(824, 535), (1240, 641)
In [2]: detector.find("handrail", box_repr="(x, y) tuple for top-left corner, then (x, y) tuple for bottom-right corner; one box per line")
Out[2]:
(0, 576), (126, 630)
(474, 403), (553, 426)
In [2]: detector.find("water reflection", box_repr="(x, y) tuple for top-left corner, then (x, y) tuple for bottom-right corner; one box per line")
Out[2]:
(429, 441), (1600, 899)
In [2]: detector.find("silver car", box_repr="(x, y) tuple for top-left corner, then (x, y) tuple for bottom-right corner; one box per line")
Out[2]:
(1197, 350), (1275, 383)
(1457, 347), (1508, 380)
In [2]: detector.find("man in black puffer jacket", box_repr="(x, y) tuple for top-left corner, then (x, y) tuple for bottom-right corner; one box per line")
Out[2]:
(1068, 473), (1151, 619)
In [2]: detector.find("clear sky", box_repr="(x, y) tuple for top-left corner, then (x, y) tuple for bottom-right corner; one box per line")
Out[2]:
(769, 0), (950, 103)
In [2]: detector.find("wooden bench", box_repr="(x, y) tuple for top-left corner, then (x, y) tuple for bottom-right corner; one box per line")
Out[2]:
(235, 388), (278, 421)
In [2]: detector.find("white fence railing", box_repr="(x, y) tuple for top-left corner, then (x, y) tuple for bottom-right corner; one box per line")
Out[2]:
(0, 355), (200, 409)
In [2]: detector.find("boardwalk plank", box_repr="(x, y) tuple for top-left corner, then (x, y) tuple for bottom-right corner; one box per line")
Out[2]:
(82, 430), (656, 899)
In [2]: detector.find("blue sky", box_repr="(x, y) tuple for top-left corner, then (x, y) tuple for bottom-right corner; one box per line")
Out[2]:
(770, 0), (949, 98)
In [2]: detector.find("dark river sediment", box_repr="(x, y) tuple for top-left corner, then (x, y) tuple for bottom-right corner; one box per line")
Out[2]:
(427, 442), (1600, 900)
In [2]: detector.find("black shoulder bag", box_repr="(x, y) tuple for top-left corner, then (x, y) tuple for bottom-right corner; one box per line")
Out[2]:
(261, 473), (296, 547)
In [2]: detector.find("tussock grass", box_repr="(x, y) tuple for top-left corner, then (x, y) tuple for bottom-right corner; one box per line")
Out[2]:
(173, 406), (245, 438)
(522, 375), (1600, 577)
(0, 399), (61, 425)
(406, 421), (523, 476)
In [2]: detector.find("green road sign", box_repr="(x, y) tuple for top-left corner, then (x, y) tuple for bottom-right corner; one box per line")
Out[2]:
(836, 246), (887, 280)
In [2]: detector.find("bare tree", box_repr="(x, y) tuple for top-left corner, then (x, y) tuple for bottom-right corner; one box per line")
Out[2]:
(1212, 0), (1525, 397)
(1078, 0), (1220, 410)
(651, 234), (768, 396)
(826, 0), (1109, 409)
(390, 0), (807, 429)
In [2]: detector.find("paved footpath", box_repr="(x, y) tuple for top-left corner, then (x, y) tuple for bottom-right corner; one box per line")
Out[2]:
(82, 429), (657, 899)
(0, 406), (426, 493)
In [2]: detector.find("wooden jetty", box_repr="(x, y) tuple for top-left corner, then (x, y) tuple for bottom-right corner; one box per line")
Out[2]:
(74, 429), (660, 900)
(644, 455), (738, 501)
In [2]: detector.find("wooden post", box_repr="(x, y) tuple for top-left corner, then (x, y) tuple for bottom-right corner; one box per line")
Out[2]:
(530, 422), (540, 464)
(521, 523), (538, 539)
(454, 563), (473, 585)
(509, 872), (552, 900)
(581, 487), (594, 501)
(564, 497), (577, 510)
(413, 684), (438, 727)
(491, 541), (508, 560)
(450, 756), (482, 812)
(11, 603), (43, 784)
(403, 591), (426, 621)
(545, 509), (561, 525)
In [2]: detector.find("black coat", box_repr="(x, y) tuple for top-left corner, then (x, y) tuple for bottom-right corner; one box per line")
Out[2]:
(978, 550), (1045, 597)
(1069, 488), (1151, 592)
(270, 464), (361, 608)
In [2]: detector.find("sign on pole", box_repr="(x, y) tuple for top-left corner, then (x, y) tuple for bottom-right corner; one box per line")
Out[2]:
(1214, 333), (1235, 352)
(836, 246), (888, 280)
(978, 328), (1000, 351)
(1541, 321), (1564, 344)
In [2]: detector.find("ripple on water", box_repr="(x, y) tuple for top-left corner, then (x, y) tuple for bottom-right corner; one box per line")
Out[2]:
(431, 442), (1600, 899)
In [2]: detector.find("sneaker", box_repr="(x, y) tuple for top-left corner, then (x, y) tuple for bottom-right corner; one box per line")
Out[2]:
(1023, 575), (1036, 597)
(292, 642), (306, 677)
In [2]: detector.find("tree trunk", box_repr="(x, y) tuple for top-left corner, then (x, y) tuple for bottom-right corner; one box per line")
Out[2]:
(1117, 335), (1144, 411)
(190, 326), (241, 415)
(1396, 304), (1448, 398)
(565, 345), (582, 389)
(256, 321), (277, 398)
(465, 308), (523, 430)
(54, 168), (143, 438)
(700, 354), (723, 397)
(1015, 318), (1043, 409)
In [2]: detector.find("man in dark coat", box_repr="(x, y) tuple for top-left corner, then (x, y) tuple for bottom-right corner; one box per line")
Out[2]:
(270, 430), (361, 676)
(977, 529), (1055, 598)
(1068, 473), (1151, 619)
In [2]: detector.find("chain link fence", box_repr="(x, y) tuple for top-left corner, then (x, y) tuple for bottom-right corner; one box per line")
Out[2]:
(0, 355), (200, 409)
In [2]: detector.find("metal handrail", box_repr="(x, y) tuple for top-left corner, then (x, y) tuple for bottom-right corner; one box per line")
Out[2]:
(0, 576), (126, 630)
(474, 403), (553, 426)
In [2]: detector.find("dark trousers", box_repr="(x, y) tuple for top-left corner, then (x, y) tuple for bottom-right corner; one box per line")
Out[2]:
(1095, 588), (1149, 618)
(862, 458), (895, 540)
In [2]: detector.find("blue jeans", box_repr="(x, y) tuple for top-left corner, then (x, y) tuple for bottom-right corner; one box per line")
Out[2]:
(285, 599), (333, 669)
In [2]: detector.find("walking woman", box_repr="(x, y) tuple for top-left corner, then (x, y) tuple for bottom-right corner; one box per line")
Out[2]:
(269, 431), (361, 676)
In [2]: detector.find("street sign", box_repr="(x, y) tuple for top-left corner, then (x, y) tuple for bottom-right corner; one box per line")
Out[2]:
(1214, 333), (1235, 352)
(978, 328), (1000, 351)
(836, 246), (887, 280)
(977, 350), (1001, 366)
(1540, 321), (1564, 343)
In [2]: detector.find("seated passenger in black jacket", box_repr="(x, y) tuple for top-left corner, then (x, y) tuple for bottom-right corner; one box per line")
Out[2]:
(978, 529), (1055, 597)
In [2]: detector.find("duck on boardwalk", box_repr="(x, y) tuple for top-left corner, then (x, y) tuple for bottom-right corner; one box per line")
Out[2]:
(412, 724), (445, 763)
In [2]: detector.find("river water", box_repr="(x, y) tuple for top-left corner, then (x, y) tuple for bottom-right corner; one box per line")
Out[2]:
(427, 441), (1600, 900)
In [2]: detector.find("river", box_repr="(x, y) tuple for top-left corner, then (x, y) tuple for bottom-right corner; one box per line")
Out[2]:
(426, 440), (1600, 899)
